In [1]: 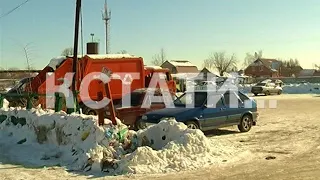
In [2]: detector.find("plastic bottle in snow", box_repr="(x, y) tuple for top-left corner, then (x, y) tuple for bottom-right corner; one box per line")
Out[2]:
(105, 128), (114, 139)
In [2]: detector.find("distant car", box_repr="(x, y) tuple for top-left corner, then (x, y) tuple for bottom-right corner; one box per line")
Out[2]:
(116, 88), (177, 130)
(6, 77), (35, 107)
(141, 90), (258, 132)
(195, 81), (217, 90)
(251, 80), (282, 96)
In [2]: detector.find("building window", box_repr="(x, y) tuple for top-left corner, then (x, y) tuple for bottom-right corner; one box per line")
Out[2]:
(260, 66), (263, 71)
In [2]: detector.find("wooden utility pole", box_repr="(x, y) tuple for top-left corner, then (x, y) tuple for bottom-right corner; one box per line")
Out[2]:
(71, 0), (82, 112)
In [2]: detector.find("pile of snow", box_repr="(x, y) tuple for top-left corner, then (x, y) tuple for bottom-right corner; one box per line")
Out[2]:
(0, 107), (244, 175)
(144, 65), (162, 69)
(47, 54), (139, 71)
(282, 83), (320, 94)
(168, 60), (196, 67)
(2, 99), (9, 109)
(87, 54), (139, 59)
(182, 82), (320, 95)
(238, 83), (320, 94)
(47, 56), (66, 70)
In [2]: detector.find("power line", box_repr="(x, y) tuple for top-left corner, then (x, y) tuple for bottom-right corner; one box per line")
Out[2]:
(0, 0), (32, 19)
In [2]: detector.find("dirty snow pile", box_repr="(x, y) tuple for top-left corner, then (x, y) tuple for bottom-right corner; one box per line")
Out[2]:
(282, 83), (320, 94)
(238, 83), (320, 94)
(0, 106), (240, 175)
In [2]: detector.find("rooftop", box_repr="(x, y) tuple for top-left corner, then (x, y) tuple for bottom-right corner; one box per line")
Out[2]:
(168, 60), (197, 67)
(298, 69), (316, 77)
(251, 58), (281, 70)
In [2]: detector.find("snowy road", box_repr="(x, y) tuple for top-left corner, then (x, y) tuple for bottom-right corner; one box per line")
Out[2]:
(1, 94), (320, 180)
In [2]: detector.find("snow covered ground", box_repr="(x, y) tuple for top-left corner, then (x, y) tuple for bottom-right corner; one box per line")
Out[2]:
(184, 82), (320, 95)
(238, 83), (320, 94)
(1, 95), (320, 179)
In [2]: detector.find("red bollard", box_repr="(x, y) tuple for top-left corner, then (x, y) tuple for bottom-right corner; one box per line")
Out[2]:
(104, 82), (117, 125)
(97, 91), (105, 126)
(100, 67), (117, 126)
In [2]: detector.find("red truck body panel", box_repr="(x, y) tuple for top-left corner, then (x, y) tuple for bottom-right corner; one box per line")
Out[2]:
(78, 55), (145, 101)
(25, 55), (176, 109)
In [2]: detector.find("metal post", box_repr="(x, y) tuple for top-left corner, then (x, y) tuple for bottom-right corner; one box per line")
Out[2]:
(26, 96), (32, 110)
(105, 21), (108, 54)
(55, 92), (63, 112)
(97, 91), (105, 126)
(0, 94), (3, 108)
(70, 0), (82, 113)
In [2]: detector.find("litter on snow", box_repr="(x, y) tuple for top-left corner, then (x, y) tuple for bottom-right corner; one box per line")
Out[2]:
(0, 105), (245, 175)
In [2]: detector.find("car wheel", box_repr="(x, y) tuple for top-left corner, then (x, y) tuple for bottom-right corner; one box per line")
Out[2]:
(186, 121), (199, 129)
(254, 93), (258, 96)
(278, 90), (282, 95)
(265, 91), (270, 96)
(238, 115), (253, 132)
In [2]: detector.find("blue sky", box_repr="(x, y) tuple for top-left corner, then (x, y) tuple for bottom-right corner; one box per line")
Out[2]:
(0, 0), (320, 69)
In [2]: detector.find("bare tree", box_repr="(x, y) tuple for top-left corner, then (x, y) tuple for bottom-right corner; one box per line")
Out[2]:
(282, 58), (300, 68)
(243, 50), (263, 68)
(25, 65), (35, 70)
(23, 43), (33, 70)
(203, 52), (238, 76)
(151, 48), (167, 66)
(8, 67), (20, 70)
(117, 50), (128, 54)
(61, 47), (73, 56)
(281, 58), (301, 77)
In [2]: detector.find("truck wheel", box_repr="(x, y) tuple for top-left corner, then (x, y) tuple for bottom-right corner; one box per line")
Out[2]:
(278, 90), (282, 95)
(87, 109), (97, 116)
(185, 121), (199, 129)
(135, 117), (145, 130)
(238, 115), (253, 132)
(82, 106), (97, 116)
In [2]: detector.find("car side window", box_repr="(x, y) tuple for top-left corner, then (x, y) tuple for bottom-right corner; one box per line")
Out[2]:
(150, 92), (170, 105)
(206, 94), (224, 108)
(224, 92), (242, 107)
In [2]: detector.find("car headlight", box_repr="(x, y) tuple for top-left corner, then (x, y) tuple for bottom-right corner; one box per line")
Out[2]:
(142, 115), (147, 120)
(160, 117), (176, 121)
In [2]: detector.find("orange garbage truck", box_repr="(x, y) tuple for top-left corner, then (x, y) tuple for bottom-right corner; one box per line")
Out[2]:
(15, 54), (175, 113)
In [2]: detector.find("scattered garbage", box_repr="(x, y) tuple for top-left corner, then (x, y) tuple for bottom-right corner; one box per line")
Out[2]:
(17, 138), (27, 144)
(0, 107), (245, 175)
(265, 156), (276, 160)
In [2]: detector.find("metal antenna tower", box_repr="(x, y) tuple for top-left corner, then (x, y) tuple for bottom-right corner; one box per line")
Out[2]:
(102, 0), (111, 54)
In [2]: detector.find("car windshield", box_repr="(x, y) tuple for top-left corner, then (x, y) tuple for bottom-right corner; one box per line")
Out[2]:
(174, 92), (207, 107)
(256, 83), (266, 86)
